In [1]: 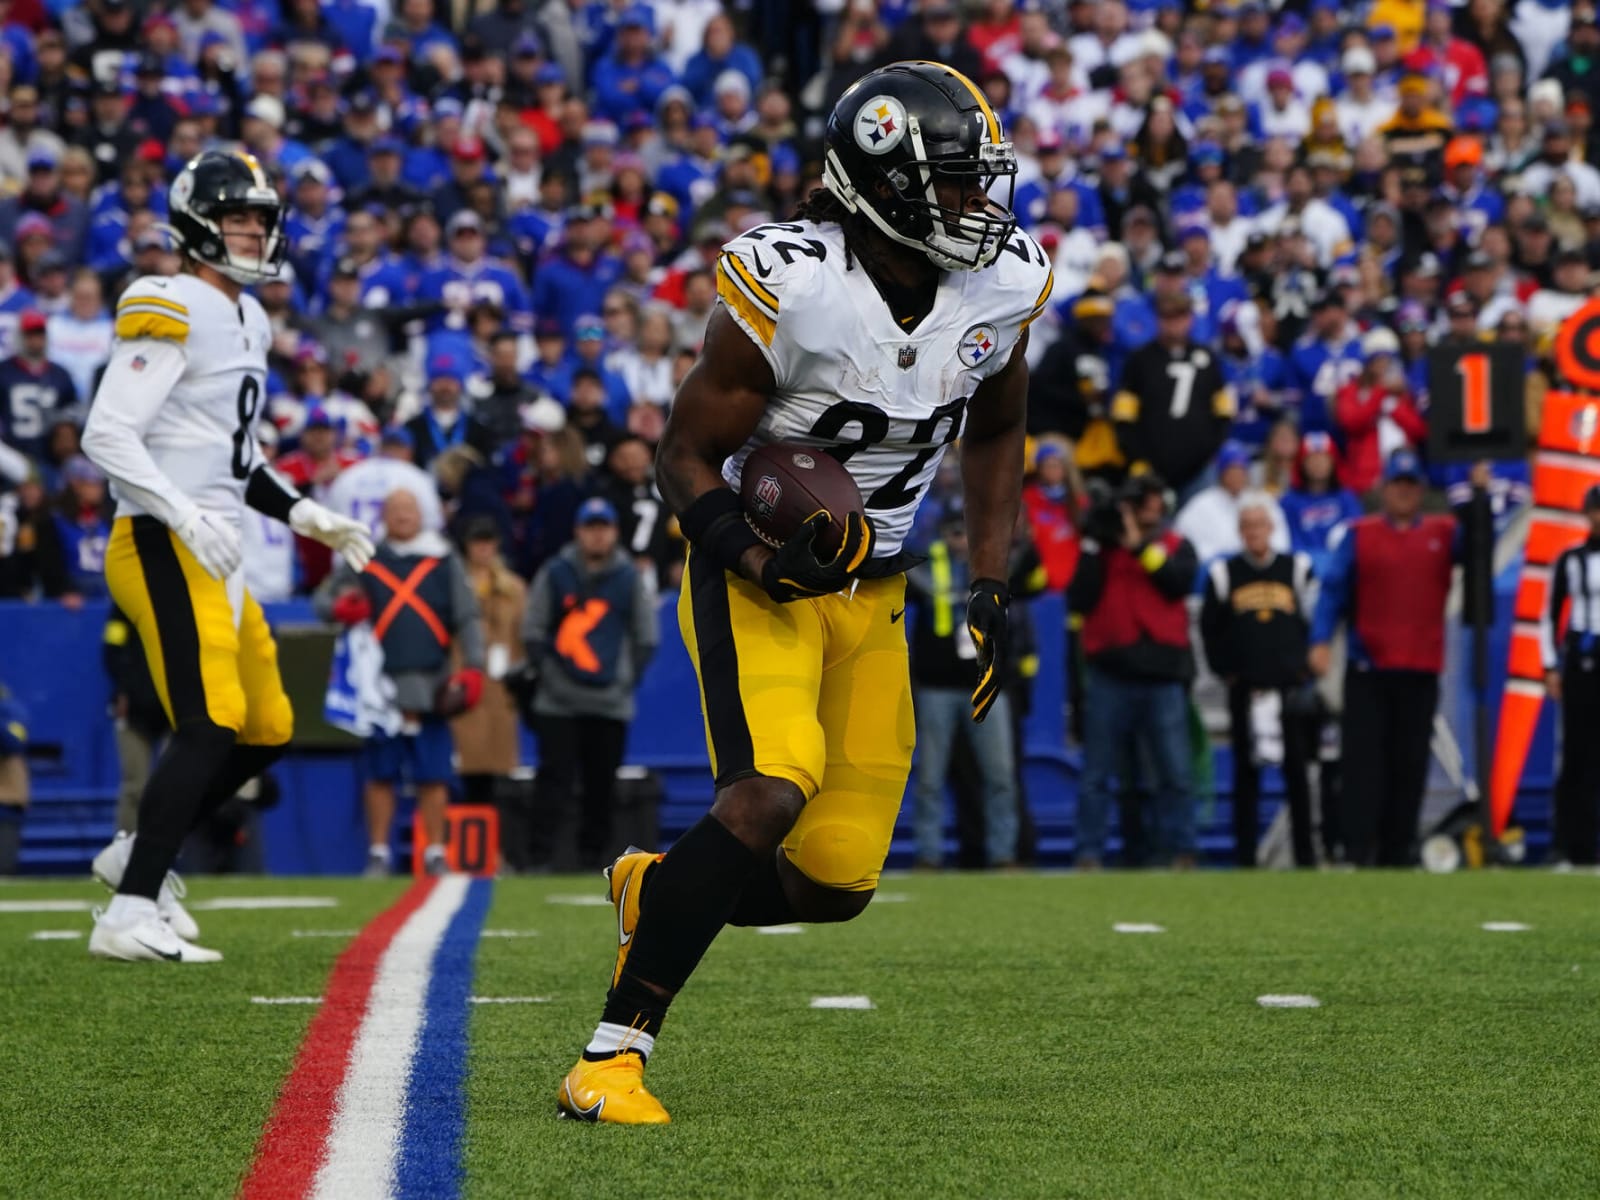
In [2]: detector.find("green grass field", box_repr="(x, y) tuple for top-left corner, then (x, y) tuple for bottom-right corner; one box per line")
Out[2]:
(2, 871), (1598, 1199)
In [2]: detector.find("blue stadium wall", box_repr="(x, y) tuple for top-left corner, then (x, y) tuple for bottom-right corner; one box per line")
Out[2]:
(0, 564), (1557, 873)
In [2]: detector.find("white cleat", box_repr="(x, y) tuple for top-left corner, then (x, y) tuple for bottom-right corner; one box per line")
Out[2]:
(88, 908), (222, 963)
(91, 832), (202, 941)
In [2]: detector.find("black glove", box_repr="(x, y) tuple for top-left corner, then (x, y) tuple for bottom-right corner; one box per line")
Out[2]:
(967, 577), (1010, 723)
(760, 511), (875, 603)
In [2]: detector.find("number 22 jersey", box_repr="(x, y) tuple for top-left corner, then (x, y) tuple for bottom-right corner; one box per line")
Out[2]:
(98, 272), (271, 522)
(715, 219), (1053, 558)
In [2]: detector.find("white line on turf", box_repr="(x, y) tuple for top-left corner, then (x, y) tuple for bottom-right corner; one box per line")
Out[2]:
(291, 930), (359, 938)
(252, 997), (323, 1005)
(810, 996), (875, 1010)
(1257, 994), (1321, 1008)
(757, 924), (804, 935)
(0, 900), (93, 913)
(1481, 921), (1532, 932)
(479, 929), (539, 937)
(467, 996), (549, 1004)
(311, 875), (469, 1200)
(28, 929), (83, 940)
(873, 893), (910, 903)
(1113, 922), (1166, 934)
(545, 894), (611, 906)
(192, 897), (340, 910)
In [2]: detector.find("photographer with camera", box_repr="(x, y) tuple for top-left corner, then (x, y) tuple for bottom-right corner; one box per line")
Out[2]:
(1200, 497), (1319, 868)
(1068, 474), (1199, 868)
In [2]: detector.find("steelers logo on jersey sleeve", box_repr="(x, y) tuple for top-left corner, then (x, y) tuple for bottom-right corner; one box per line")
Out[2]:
(958, 323), (1000, 368)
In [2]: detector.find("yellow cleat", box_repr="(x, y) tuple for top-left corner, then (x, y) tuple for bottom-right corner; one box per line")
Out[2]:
(606, 846), (662, 988)
(556, 1053), (671, 1124)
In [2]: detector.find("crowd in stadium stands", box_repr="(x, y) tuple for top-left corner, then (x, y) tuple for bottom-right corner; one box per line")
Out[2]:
(0, 0), (1592, 868)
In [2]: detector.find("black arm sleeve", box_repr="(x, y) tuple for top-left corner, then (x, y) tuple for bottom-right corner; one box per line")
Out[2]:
(245, 464), (303, 522)
(1146, 538), (1199, 599)
(1066, 542), (1108, 615)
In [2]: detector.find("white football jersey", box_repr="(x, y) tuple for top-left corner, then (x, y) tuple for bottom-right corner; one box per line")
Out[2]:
(323, 457), (445, 535)
(240, 506), (296, 602)
(100, 273), (272, 521)
(716, 219), (1053, 557)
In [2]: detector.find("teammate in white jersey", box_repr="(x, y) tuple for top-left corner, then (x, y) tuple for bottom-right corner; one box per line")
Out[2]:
(558, 61), (1049, 1123)
(81, 152), (373, 963)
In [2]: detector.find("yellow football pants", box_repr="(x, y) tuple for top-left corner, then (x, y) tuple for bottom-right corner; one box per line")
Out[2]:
(678, 549), (915, 892)
(104, 516), (293, 745)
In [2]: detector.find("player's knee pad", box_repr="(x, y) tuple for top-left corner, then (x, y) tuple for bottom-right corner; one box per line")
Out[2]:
(785, 821), (884, 893)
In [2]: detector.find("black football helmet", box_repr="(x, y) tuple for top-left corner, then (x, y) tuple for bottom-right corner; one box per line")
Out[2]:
(822, 61), (1018, 271)
(166, 150), (286, 284)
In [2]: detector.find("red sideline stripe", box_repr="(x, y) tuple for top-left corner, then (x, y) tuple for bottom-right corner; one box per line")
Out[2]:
(239, 880), (437, 1200)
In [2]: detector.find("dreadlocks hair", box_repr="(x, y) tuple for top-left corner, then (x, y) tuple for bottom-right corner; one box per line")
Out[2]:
(791, 186), (857, 271)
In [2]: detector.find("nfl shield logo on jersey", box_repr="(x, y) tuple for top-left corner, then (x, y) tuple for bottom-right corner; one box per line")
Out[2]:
(898, 345), (917, 370)
(958, 323), (1000, 369)
(753, 475), (782, 519)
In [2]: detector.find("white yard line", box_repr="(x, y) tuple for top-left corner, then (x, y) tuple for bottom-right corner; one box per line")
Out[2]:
(810, 995), (875, 1010)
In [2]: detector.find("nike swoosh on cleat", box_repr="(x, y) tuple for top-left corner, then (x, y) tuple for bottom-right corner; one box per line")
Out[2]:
(134, 938), (182, 962)
(890, 607), (905, 624)
(564, 1083), (604, 1121)
(617, 872), (635, 948)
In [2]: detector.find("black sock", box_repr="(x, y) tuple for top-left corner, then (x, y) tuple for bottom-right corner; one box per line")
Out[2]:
(726, 848), (800, 927)
(599, 814), (758, 1024)
(192, 743), (286, 824)
(121, 721), (237, 898)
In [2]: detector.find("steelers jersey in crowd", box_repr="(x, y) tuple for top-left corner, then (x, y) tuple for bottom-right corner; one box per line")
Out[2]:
(714, 218), (1053, 558)
(100, 273), (272, 523)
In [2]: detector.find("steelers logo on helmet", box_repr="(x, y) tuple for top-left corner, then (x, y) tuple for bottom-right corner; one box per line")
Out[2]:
(821, 61), (1019, 272)
(958, 323), (1000, 368)
(165, 150), (286, 285)
(854, 95), (908, 155)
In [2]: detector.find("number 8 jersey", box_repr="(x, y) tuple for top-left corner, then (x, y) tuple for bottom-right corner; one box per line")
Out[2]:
(93, 272), (271, 523)
(716, 219), (1053, 559)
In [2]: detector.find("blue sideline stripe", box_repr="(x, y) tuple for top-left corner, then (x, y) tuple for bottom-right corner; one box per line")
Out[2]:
(397, 877), (493, 1200)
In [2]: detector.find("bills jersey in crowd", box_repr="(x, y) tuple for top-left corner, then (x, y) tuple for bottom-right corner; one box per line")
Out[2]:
(323, 455), (446, 536)
(0, 353), (78, 461)
(715, 219), (1053, 557)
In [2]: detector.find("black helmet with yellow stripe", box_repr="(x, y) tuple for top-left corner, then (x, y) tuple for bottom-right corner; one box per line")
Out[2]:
(822, 61), (1017, 272)
(166, 150), (286, 284)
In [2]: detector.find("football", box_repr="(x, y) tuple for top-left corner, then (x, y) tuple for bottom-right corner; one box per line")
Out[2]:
(740, 441), (865, 560)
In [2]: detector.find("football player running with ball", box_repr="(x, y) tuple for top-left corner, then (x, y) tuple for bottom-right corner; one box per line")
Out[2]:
(557, 62), (1051, 1123)
(81, 152), (373, 962)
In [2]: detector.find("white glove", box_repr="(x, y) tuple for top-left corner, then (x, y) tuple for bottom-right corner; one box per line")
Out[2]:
(175, 510), (243, 580)
(290, 498), (376, 572)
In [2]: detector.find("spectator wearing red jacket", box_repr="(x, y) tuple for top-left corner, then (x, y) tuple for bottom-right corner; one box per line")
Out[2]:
(1020, 442), (1081, 592)
(275, 406), (361, 590)
(1334, 327), (1427, 494)
(1308, 451), (1486, 866)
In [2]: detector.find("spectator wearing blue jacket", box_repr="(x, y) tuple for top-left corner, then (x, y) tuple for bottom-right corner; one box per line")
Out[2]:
(51, 454), (111, 602)
(590, 6), (676, 127)
(417, 210), (532, 335)
(1286, 290), (1362, 434)
(531, 206), (624, 338)
(1280, 431), (1362, 579)
(323, 93), (385, 191)
(680, 13), (764, 108)
(656, 116), (724, 222)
